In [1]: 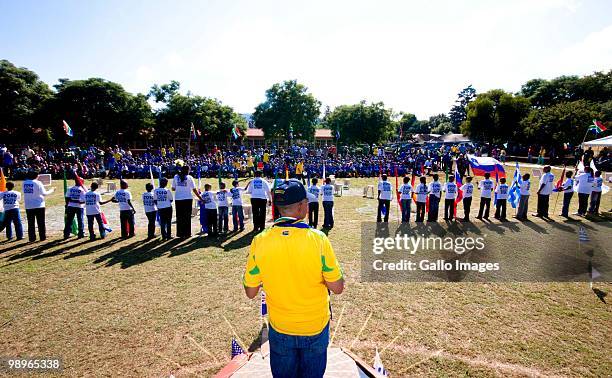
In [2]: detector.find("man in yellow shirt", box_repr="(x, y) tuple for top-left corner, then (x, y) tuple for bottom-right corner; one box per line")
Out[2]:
(243, 180), (344, 377)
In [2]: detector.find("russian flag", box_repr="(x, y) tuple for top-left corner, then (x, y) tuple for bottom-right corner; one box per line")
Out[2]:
(467, 154), (506, 179)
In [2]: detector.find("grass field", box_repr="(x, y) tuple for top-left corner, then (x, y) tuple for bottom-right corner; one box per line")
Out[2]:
(1, 168), (611, 377)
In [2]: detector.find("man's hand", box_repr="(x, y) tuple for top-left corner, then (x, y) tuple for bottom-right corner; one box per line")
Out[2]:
(244, 285), (260, 299)
(325, 278), (344, 294)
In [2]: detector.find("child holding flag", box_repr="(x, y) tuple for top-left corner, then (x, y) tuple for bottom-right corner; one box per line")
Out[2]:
(427, 174), (442, 222)
(64, 177), (86, 239)
(201, 183), (218, 237)
(0, 182), (23, 240)
(377, 174), (393, 223)
(397, 176), (413, 223)
(230, 180), (245, 232)
(558, 171), (574, 217)
(114, 180), (136, 238)
(154, 178), (173, 240)
(307, 177), (321, 228)
(143, 183), (157, 239)
(476, 173), (493, 220)
(460, 176), (474, 221)
(494, 178), (509, 221)
(217, 182), (230, 234)
(85, 182), (113, 240)
(415, 176), (429, 222)
(322, 177), (334, 229)
(516, 173), (531, 221)
(442, 175), (457, 221)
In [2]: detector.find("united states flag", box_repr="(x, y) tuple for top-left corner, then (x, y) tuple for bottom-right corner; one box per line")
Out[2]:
(231, 338), (245, 358)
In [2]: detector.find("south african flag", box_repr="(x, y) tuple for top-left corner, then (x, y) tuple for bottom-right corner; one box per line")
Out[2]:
(588, 119), (607, 134)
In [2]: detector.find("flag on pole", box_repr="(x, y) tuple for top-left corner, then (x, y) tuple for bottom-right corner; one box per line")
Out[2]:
(394, 166), (402, 212)
(261, 290), (268, 317)
(100, 212), (113, 233)
(411, 168), (418, 205)
(454, 167), (463, 216)
(322, 162), (326, 180)
(0, 167), (6, 192)
(588, 119), (607, 134)
(493, 170), (499, 207)
(508, 162), (522, 208)
(231, 125), (242, 140)
(190, 122), (198, 141)
(231, 338), (246, 358)
(285, 164), (289, 180)
(373, 348), (388, 377)
(62, 120), (74, 137)
(553, 166), (566, 192)
(466, 154), (506, 178)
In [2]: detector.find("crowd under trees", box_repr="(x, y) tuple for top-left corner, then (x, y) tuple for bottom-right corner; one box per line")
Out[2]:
(1, 59), (610, 150)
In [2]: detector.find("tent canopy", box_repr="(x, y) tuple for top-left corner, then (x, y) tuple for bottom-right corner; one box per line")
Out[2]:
(583, 135), (612, 147)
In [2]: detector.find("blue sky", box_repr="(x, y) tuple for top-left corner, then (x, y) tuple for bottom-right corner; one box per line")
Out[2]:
(2, 0), (611, 118)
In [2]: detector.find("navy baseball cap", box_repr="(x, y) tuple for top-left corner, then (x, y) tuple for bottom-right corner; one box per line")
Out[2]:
(273, 179), (307, 206)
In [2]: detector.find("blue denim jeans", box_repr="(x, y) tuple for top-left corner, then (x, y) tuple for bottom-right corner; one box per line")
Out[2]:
(269, 322), (329, 378)
(231, 205), (244, 230)
(1, 208), (23, 239)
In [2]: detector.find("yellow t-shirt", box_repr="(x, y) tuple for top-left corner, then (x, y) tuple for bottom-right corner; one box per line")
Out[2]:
(296, 162), (304, 175)
(263, 152), (270, 163)
(247, 156), (254, 168)
(243, 218), (343, 336)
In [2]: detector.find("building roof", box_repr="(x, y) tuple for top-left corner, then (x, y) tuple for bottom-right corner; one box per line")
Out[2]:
(245, 128), (264, 138)
(315, 129), (333, 139)
(244, 128), (334, 139)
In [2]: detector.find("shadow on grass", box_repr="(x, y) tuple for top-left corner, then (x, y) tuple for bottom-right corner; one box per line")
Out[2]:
(93, 238), (181, 268)
(4, 239), (65, 261)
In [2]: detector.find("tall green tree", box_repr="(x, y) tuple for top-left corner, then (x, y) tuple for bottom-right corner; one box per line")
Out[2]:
(520, 100), (603, 147)
(253, 80), (321, 142)
(449, 85), (477, 130)
(325, 101), (393, 145)
(0, 60), (53, 143)
(151, 82), (246, 143)
(43, 78), (153, 144)
(461, 89), (530, 144)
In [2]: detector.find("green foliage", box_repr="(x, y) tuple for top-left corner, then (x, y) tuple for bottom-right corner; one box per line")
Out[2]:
(39, 78), (153, 145)
(325, 101), (393, 145)
(253, 80), (321, 142)
(0, 60), (53, 143)
(521, 100), (602, 147)
(519, 72), (612, 108)
(461, 89), (530, 144)
(152, 86), (246, 143)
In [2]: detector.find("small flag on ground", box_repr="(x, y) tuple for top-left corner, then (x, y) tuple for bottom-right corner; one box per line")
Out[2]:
(261, 290), (267, 317)
(231, 338), (245, 358)
(578, 226), (590, 242)
(373, 348), (388, 377)
(63, 120), (74, 137)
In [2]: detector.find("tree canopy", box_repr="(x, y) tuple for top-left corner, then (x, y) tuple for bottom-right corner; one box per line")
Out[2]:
(252, 80), (321, 142)
(325, 101), (393, 145)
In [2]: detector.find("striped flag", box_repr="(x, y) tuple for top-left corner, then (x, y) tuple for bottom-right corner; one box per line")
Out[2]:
(63, 120), (74, 137)
(508, 162), (522, 207)
(578, 226), (590, 243)
(231, 125), (242, 140)
(588, 119), (607, 134)
(454, 167), (463, 216)
(100, 212), (113, 233)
